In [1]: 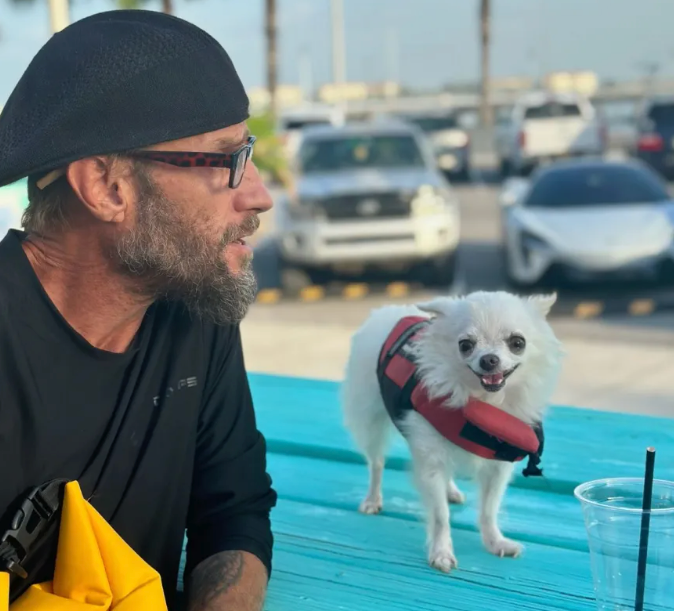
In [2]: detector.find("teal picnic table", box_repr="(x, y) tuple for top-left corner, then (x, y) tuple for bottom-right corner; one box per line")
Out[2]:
(181, 372), (674, 610)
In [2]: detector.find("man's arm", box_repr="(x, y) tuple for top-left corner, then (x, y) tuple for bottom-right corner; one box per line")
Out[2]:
(184, 323), (277, 610)
(187, 550), (267, 611)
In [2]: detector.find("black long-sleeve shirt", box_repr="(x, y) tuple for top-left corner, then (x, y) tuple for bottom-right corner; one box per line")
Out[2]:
(0, 229), (277, 608)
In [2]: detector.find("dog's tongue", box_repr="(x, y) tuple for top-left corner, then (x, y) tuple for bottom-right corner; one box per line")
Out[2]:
(482, 372), (504, 386)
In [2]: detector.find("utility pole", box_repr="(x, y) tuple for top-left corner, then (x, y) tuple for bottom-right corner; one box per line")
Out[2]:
(299, 48), (313, 103)
(48, 0), (70, 34)
(386, 26), (399, 86)
(479, 0), (492, 127)
(331, 0), (346, 85)
(266, 0), (278, 117)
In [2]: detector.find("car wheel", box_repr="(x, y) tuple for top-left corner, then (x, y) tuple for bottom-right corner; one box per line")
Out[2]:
(418, 251), (457, 288)
(304, 266), (334, 286)
(455, 166), (470, 182)
(503, 243), (536, 292)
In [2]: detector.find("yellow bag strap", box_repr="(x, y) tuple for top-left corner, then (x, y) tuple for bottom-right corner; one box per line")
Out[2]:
(1, 572), (9, 611)
(0, 479), (66, 604)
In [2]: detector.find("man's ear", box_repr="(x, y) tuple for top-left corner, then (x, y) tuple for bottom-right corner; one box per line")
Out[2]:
(416, 296), (456, 317)
(66, 156), (131, 224)
(527, 292), (557, 317)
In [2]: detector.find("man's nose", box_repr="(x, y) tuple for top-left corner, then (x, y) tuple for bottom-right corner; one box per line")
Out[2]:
(236, 161), (274, 214)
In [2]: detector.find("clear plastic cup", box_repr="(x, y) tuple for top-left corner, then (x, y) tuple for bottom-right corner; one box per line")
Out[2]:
(574, 478), (674, 611)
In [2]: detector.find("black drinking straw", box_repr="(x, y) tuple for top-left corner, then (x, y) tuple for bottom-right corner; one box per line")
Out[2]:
(634, 447), (656, 611)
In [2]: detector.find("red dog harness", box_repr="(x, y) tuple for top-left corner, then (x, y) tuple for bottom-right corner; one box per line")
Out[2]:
(377, 316), (544, 476)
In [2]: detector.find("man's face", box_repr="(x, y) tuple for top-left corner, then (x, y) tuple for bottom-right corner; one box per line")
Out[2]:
(111, 122), (273, 325)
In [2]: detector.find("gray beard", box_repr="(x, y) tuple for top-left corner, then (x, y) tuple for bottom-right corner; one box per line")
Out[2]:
(111, 167), (258, 325)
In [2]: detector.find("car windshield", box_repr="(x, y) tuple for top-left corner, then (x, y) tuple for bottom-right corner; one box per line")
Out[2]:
(406, 116), (458, 132)
(523, 102), (582, 119)
(299, 134), (426, 173)
(524, 165), (671, 208)
(283, 118), (332, 130)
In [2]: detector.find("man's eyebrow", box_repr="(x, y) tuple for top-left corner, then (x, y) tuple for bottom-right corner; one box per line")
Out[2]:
(212, 128), (250, 153)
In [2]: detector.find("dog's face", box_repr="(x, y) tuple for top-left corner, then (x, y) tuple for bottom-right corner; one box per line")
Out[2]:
(456, 324), (526, 393)
(416, 291), (562, 398)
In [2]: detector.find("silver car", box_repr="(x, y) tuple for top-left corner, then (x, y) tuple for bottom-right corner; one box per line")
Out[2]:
(500, 158), (674, 287)
(277, 121), (461, 285)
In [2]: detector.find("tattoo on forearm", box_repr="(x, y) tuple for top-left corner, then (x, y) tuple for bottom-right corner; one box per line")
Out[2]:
(187, 550), (244, 610)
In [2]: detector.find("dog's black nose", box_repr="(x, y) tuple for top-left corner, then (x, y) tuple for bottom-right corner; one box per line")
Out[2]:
(479, 354), (500, 372)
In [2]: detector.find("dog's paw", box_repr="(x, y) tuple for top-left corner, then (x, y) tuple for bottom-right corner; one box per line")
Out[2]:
(484, 536), (523, 558)
(447, 482), (466, 505)
(428, 547), (459, 573)
(358, 496), (383, 515)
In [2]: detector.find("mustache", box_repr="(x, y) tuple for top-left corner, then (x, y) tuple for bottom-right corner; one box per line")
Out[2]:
(222, 214), (260, 244)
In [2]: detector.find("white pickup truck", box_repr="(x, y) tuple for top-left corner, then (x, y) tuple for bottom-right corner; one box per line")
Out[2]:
(495, 91), (606, 176)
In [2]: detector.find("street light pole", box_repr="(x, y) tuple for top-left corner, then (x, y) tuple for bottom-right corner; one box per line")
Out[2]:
(479, 0), (492, 127)
(331, 0), (346, 85)
(265, 0), (278, 117)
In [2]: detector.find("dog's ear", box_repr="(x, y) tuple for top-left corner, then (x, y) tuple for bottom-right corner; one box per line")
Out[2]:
(416, 297), (455, 317)
(527, 292), (557, 317)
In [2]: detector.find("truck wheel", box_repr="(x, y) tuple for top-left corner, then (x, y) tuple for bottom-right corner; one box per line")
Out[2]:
(418, 252), (457, 288)
(499, 159), (511, 179)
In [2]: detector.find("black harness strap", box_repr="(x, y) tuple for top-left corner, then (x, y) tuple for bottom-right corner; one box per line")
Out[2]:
(458, 421), (530, 462)
(522, 424), (545, 477)
(0, 478), (69, 602)
(377, 319), (430, 430)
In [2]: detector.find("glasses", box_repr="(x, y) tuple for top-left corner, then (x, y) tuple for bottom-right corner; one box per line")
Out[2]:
(128, 135), (257, 189)
(35, 136), (257, 191)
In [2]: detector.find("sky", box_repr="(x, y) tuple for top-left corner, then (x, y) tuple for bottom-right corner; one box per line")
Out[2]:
(1, 0), (673, 105)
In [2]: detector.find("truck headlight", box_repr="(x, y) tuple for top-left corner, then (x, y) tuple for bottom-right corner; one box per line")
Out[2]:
(412, 185), (455, 216)
(433, 130), (469, 149)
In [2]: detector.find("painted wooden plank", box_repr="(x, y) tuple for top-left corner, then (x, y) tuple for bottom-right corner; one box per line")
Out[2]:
(249, 372), (674, 492)
(266, 452), (590, 553)
(178, 499), (597, 610)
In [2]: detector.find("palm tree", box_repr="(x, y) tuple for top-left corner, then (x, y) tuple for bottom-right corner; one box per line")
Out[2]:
(265, 0), (277, 117)
(479, 0), (492, 127)
(7, 0), (70, 33)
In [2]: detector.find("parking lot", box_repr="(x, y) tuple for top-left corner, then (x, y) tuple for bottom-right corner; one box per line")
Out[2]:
(242, 179), (674, 418)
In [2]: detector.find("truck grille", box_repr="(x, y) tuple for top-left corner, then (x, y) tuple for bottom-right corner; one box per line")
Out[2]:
(318, 192), (411, 221)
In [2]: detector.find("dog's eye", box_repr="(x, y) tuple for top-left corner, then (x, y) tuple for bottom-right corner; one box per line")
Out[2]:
(458, 339), (474, 355)
(508, 335), (526, 354)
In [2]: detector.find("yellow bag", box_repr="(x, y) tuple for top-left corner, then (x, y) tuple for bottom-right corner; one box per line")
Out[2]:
(1, 481), (167, 610)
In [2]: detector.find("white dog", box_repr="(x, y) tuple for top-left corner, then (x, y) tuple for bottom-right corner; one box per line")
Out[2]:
(341, 290), (563, 573)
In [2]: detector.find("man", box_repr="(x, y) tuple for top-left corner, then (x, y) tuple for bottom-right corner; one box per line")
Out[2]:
(0, 9), (277, 611)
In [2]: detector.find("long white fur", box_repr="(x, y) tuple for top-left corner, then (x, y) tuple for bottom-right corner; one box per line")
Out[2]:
(341, 290), (564, 573)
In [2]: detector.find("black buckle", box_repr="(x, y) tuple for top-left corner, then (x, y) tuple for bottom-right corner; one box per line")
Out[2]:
(0, 479), (68, 580)
(493, 443), (527, 462)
